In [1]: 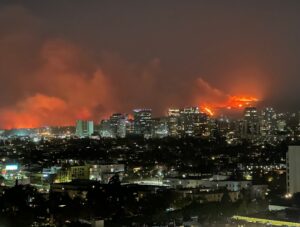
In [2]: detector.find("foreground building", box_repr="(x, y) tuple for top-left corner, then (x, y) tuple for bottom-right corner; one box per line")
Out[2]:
(286, 146), (300, 194)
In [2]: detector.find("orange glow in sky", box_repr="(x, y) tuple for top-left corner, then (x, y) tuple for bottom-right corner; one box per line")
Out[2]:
(226, 96), (259, 108)
(200, 95), (259, 116)
(203, 107), (214, 116)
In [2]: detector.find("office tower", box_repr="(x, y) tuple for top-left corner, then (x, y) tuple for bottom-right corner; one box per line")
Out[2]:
(179, 107), (200, 136)
(76, 120), (94, 137)
(178, 107), (210, 137)
(241, 107), (260, 139)
(216, 116), (231, 135)
(194, 111), (210, 137)
(276, 113), (287, 132)
(109, 113), (127, 138)
(167, 108), (180, 137)
(285, 112), (299, 137)
(207, 118), (218, 138)
(99, 119), (114, 138)
(133, 109), (152, 138)
(125, 119), (134, 135)
(286, 146), (300, 194)
(260, 107), (277, 136)
(167, 116), (180, 137)
(152, 117), (168, 138)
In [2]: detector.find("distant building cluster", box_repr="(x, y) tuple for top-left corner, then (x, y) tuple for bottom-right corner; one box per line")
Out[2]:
(75, 106), (300, 143)
(75, 107), (212, 139)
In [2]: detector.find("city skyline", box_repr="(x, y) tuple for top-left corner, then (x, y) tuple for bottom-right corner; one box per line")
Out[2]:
(0, 103), (298, 130)
(1, 1), (300, 128)
(3, 105), (297, 145)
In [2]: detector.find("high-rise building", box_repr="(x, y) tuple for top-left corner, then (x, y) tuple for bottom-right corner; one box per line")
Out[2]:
(99, 119), (114, 138)
(178, 107), (211, 137)
(260, 107), (277, 136)
(286, 146), (300, 194)
(98, 113), (128, 138)
(76, 120), (94, 137)
(194, 112), (210, 137)
(109, 113), (127, 138)
(152, 117), (168, 138)
(179, 107), (200, 136)
(241, 107), (260, 139)
(216, 116), (231, 135)
(125, 119), (134, 136)
(276, 113), (287, 132)
(167, 108), (180, 137)
(133, 109), (152, 138)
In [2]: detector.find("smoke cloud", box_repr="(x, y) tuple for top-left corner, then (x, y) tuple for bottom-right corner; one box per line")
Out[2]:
(0, 3), (278, 128)
(0, 6), (177, 128)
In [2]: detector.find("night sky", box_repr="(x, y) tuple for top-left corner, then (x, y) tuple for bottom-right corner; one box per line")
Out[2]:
(0, 0), (300, 128)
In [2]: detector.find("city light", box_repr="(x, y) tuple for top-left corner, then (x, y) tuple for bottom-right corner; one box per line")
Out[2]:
(5, 164), (18, 171)
(285, 193), (293, 199)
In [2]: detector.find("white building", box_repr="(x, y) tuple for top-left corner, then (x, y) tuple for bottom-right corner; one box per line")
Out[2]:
(203, 180), (252, 192)
(89, 164), (125, 183)
(164, 177), (205, 189)
(286, 146), (300, 194)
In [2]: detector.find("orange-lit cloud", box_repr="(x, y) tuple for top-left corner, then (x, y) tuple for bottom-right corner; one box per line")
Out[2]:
(0, 94), (68, 128)
(0, 39), (118, 129)
(0, 29), (163, 129)
(0, 5), (271, 129)
(0, 34), (165, 129)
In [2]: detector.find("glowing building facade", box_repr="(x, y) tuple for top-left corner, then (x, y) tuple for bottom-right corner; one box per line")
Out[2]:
(76, 120), (94, 137)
